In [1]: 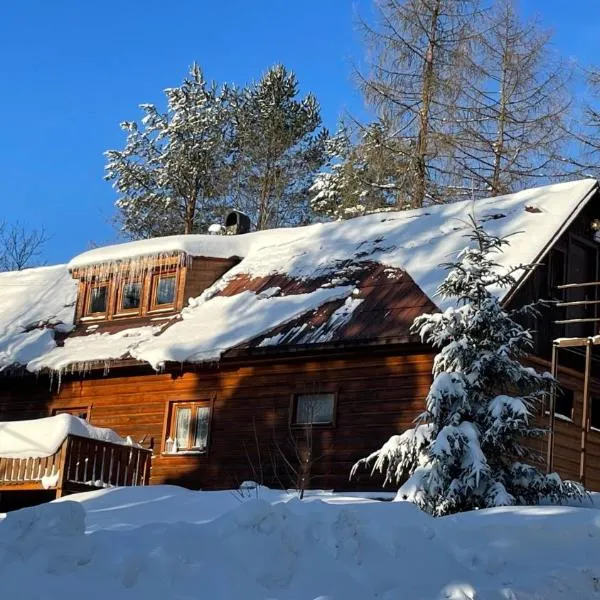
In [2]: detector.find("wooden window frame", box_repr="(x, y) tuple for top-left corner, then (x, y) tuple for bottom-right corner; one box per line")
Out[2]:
(114, 277), (145, 317)
(161, 396), (215, 455)
(289, 390), (338, 428)
(82, 281), (111, 320)
(148, 269), (179, 313)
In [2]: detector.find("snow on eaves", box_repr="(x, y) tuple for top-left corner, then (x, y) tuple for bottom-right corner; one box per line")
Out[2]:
(0, 178), (596, 374)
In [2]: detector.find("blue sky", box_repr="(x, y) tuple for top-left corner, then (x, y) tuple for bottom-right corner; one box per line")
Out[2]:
(0, 0), (598, 264)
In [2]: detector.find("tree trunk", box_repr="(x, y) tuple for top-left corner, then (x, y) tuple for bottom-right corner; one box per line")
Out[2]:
(413, 0), (441, 208)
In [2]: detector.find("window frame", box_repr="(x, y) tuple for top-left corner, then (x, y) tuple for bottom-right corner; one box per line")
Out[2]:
(546, 385), (575, 422)
(162, 397), (214, 455)
(82, 281), (110, 319)
(149, 269), (179, 313)
(290, 391), (338, 428)
(114, 277), (145, 317)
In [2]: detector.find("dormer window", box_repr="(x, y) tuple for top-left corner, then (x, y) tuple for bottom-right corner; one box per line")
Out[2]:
(116, 279), (143, 315)
(71, 249), (238, 325)
(87, 282), (109, 316)
(150, 271), (177, 311)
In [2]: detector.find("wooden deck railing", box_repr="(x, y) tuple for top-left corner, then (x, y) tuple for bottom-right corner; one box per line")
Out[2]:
(0, 434), (152, 496)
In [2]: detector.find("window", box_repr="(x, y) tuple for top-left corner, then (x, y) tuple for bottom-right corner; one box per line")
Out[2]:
(151, 272), (177, 309)
(591, 397), (600, 430)
(166, 402), (211, 453)
(87, 283), (108, 315)
(53, 407), (89, 420)
(292, 393), (335, 425)
(555, 388), (574, 420)
(118, 280), (143, 312)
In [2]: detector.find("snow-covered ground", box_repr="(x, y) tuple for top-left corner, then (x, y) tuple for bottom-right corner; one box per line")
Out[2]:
(1, 484), (599, 599)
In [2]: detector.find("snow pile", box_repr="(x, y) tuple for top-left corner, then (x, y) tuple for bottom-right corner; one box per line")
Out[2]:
(0, 414), (133, 458)
(0, 179), (596, 373)
(0, 265), (77, 371)
(1, 484), (600, 599)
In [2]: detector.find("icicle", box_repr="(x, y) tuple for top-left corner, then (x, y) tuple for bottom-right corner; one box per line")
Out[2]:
(72, 251), (191, 282)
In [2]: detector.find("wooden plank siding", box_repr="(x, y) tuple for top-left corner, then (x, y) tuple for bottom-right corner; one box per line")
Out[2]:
(0, 350), (435, 492)
(526, 355), (600, 491)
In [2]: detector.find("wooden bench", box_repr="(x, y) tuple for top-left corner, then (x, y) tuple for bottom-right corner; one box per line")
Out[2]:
(0, 434), (152, 497)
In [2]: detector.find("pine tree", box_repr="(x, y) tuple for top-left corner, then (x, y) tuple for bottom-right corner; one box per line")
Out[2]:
(351, 218), (584, 516)
(358, 0), (480, 207)
(230, 65), (328, 230)
(310, 121), (413, 219)
(454, 0), (573, 196)
(106, 64), (234, 239)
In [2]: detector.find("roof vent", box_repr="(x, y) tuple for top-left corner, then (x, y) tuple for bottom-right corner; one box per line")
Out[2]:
(225, 210), (251, 235)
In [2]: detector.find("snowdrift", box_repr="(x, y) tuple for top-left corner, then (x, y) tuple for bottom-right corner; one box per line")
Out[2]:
(1, 485), (600, 599)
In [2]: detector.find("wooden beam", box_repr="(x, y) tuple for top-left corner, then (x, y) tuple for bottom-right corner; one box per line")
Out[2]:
(555, 300), (600, 307)
(553, 336), (600, 348)
(557, 281), (600, 289)
(554, 317), (600, 325)
(547, 343), (558, 474)
(580, 339), (593, 486)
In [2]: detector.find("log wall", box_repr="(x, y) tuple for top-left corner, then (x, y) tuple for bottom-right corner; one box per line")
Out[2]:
(0, 350), (434, 491)
(3, 349), (600, 492)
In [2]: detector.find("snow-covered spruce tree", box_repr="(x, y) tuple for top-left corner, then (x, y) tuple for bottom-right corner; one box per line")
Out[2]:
(351, 218), (584, 515)
(310, 121), (413, 220)
(106, 64), (234, 239)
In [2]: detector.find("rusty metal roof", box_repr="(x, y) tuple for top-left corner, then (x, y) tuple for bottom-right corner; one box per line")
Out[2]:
(216, 261), (438, 353)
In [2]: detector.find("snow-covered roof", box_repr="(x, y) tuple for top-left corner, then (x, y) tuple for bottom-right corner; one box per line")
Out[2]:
(1, 178), (597, 374)
(68, 233), (252, 270)
(0, 414), (132, 458)
(0, 265), (77, 372)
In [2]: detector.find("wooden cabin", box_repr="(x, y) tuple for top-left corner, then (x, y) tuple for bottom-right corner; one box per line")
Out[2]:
(2, 178), (600, 507)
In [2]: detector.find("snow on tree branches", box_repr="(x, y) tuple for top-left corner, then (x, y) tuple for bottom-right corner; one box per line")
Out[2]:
(310, 121), (412, 220)
(351, 218), (584, 515)
(106, 64), (233, 239)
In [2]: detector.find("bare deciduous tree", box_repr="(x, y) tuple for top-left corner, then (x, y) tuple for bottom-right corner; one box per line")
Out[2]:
(454, 0), (573, 196)
(358, 0), (481, 207)
(0, 221), (48, 271)
(567, 68), (600, 178)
